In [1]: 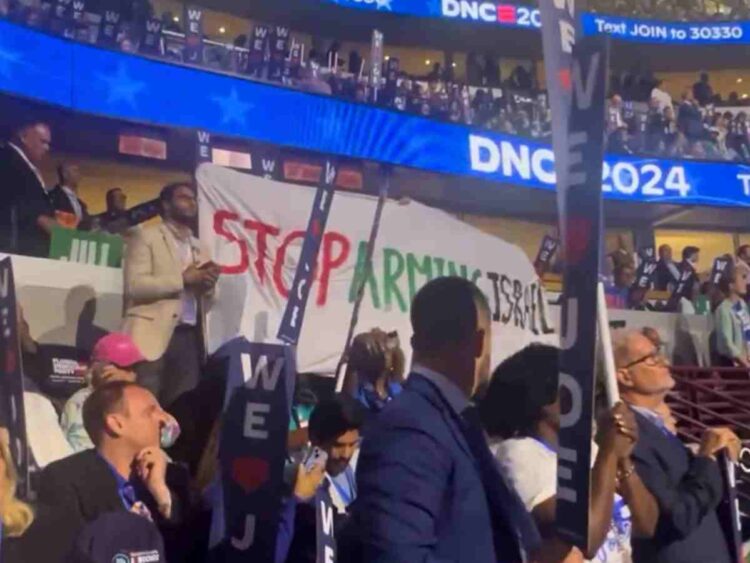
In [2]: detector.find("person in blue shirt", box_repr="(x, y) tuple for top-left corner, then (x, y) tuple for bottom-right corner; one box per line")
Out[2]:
(342, 329), (404, 415)
(37, 381), (189, 562)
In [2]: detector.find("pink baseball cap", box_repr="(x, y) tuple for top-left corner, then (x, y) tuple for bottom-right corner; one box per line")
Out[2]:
(91, 333), (146, 368)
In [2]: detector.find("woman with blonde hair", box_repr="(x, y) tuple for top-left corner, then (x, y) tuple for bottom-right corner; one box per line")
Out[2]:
(0, 434), (33, 539)
(0, 430), (79, 562)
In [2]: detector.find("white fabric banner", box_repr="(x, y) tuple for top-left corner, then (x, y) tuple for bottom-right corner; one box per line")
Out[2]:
(197, 164), (557, 375)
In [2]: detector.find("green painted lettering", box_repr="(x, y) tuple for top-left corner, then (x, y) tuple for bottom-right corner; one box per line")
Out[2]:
(348, 241), (381, 309)
(406, 253), (433, 302)
(433, 257), (446, 277)
(383, 248), (407, 312)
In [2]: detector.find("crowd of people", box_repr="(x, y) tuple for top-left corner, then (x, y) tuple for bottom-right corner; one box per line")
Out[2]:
(0, 119), (157, 263)
(603, 241), (750, 367)
(607, 73), (750, 161)
(0, 113), (746, 563)
(7, 0), (750, 164)
(0, 273), (743, 563)
(588, 0), (750, 20)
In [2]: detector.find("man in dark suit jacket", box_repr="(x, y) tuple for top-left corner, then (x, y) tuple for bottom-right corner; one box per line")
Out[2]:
(0, 121), (58, 257)
(37, 380), (190, 562)
(346, 277), (538, 562)
(48, 162), (91, 230)
(615, 330), (740, 563)
(654, 244), (680, 292)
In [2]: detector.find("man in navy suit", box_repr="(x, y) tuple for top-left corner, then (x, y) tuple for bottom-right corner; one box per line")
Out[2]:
(347, 277), (538, 562)
(614, 330), (740, 563)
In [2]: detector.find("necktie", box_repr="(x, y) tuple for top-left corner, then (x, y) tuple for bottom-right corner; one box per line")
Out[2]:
(460, 406), (525, 562)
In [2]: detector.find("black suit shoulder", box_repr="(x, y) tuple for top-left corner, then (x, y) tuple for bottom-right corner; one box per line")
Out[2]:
(0, 143), (41, 193)
(42, 448), (109, 481)
(38, 449), (122, 521)
(0, 142), (54, 256)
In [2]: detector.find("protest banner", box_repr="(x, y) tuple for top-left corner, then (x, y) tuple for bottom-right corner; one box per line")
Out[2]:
(0, 258), (29, 500)
(197, 163), (556, 375)
(278, 160), (338, 345)
(533, 235), (559, 277)
(211, 339), (295, 561)
(549, 34), (610, 551)
(183, 5), (204, 64)
(315, 487), (337, 563)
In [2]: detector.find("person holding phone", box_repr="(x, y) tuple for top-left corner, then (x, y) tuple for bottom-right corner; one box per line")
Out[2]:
(276, 395), (364, 563)
(123, 182), (219, 408)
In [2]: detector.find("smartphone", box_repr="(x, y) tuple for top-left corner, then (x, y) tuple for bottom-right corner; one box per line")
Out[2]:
(303, 446), (328, 472)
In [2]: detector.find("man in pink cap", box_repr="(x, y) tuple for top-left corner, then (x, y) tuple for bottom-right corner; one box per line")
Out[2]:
(61, 333), (146, 452)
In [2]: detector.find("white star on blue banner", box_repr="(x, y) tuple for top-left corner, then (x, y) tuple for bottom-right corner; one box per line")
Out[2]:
(211, 88), (253, 127)
(97, 63), (146, 108)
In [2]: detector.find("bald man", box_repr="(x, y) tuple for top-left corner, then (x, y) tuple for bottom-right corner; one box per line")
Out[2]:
(614, 330), (738, 563)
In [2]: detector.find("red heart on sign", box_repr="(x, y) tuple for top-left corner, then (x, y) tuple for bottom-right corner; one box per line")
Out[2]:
(565, 216), (592, 266)
(558, 68), (571, 91)
(231, 457), (270, 494)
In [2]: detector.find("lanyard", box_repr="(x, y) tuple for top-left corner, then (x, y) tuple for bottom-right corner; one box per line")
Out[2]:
(329, 467), (356, 507)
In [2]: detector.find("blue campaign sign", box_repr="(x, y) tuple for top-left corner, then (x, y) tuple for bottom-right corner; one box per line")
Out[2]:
(277, 159), (337, 345)
(211, 338), (296, 562)
(324, 0), (750, 45)
(3, 19), (750, 208)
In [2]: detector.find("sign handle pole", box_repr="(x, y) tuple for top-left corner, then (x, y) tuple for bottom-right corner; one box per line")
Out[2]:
(334, 167), (390, 392)
(597, 282), (620, 407)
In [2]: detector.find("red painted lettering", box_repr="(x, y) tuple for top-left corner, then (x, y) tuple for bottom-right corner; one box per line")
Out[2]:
(317, 232), (350, 306)
(244, 219), (280, 283)
(213, 210), (249, 275)
(273, 230), (305, 298)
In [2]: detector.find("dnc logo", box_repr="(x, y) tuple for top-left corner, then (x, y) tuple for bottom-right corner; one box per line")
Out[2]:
(113, 556), (130, 563)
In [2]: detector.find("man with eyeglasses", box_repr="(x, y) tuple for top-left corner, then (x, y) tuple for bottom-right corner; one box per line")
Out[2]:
(614, 330), (740, 563)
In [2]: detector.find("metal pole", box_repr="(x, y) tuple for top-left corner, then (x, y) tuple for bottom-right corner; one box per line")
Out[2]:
(334, 167), (390, 392)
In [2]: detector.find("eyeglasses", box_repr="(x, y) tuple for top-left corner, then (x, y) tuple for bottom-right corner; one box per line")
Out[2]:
(623, 346), (668, 370)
